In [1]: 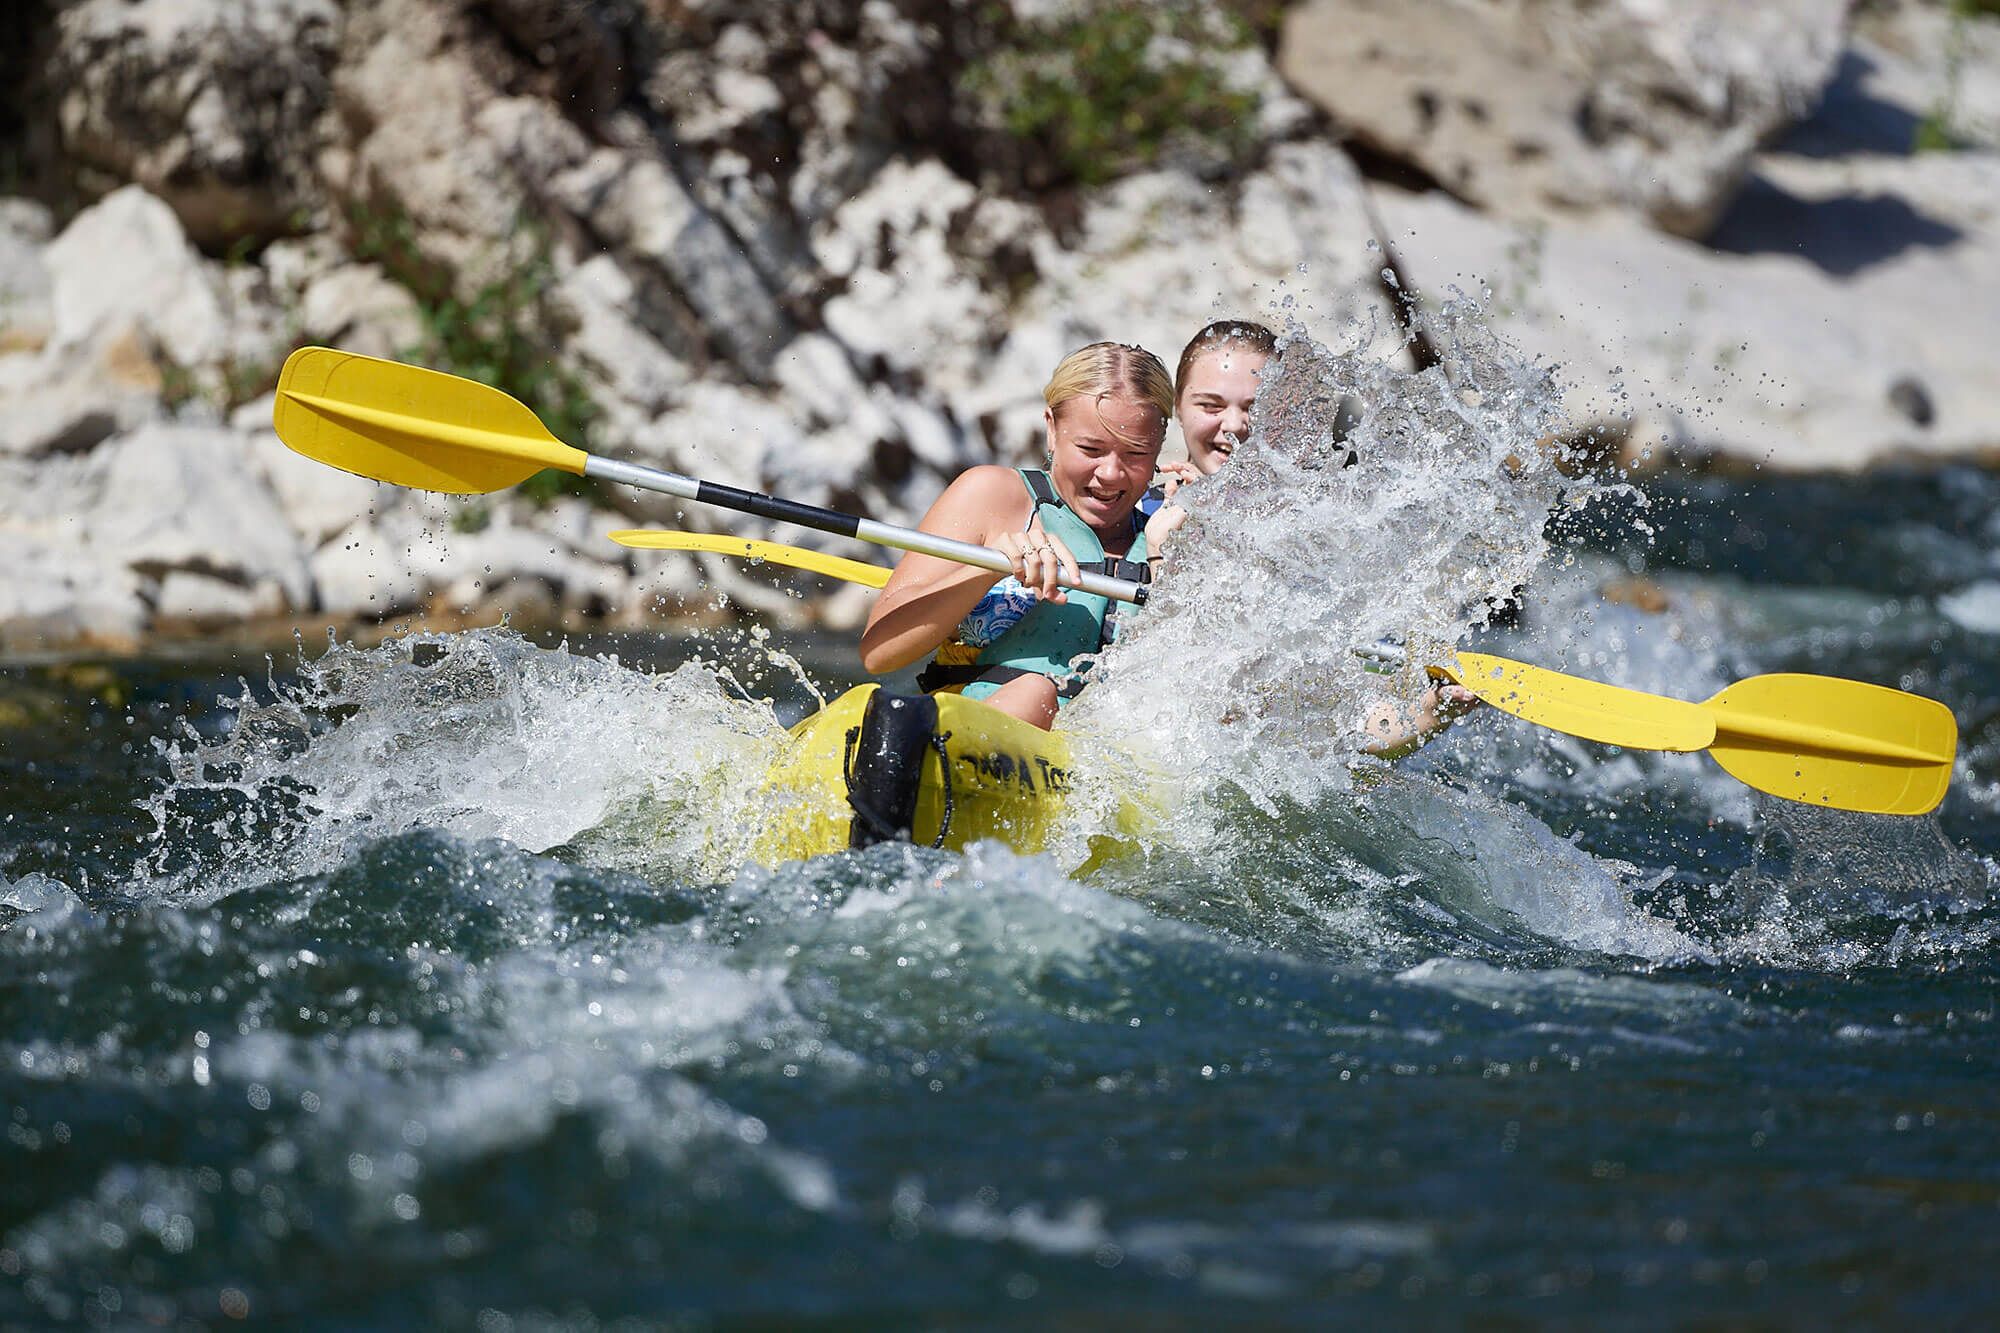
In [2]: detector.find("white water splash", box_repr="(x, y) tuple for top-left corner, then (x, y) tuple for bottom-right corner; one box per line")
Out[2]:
(143, 629), (787, 897)
(1070, 301), (1577, 814)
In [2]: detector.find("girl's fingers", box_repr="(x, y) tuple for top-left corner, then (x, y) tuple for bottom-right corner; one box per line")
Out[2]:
(1045, 533), (1076, 601)
(1001, 534), (1030, 580)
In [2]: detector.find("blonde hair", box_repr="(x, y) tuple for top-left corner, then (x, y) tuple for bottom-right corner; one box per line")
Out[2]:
(1043, 342), (1174, 446)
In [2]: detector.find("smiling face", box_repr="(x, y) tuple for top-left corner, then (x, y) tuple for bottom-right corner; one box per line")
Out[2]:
(1045, 393), (1167, 537)
(1176, 347), (1269, 474)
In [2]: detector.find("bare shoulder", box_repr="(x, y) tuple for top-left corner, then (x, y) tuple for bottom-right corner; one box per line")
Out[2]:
(942, 465), (1027, 502)
(922, 465), (1030, 537)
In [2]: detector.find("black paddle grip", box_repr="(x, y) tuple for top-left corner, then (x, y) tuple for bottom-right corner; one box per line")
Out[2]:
(696, 482), (862, 538)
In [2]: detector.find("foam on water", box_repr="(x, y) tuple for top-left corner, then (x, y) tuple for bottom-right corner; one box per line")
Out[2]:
(1070, 300), (1574, 812)
(142, 629), (787, 898)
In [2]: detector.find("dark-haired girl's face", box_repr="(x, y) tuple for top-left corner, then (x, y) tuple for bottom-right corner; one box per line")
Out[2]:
(1176, 348), (1267, 474)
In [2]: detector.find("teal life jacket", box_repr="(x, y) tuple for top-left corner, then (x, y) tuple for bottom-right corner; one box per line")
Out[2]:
(917, 469), (1149, 706)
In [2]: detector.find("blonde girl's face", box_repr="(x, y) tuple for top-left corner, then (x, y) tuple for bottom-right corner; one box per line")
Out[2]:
(1045, 393), (1166, 533)
(1176, 348), (1269, 474)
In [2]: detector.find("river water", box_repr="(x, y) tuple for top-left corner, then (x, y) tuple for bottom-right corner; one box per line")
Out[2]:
(4, 323), (1998, 1326)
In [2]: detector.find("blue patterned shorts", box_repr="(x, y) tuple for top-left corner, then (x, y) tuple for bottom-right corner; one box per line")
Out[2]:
(956, 577), (1039, 648)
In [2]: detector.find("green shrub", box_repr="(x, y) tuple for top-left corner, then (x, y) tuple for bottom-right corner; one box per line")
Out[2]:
(960, 1), (1263, 189)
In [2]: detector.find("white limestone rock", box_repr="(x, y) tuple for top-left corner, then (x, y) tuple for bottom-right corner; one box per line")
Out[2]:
(556, 255), (693, 417)
(308, 508), (439, 620)
(0, 423), (306, 648)
(1373, 155), (2000, 471)
(297, 263), (425, 362)
(771, 333), (893, 440)
(815, 159), (1004, 388)
(0, 337), (161, 459)
(1279, 0), (1851, 237)
(0, 528), (147, 653)
(0, 201), (55, 356)
(617, 380), (808, 523)
(258, 232), (347, 301)
(1831, 1), (2000, 154)
(154, 570), (287, 624)
(1006, 143), (1402, 461)
(79, 424), (312, 604)
(550, 148), (792, 379)
(311, 497), (631, 620)
(42, 185), (231, 364)
(329, 0), (530, 281)
(233, 405), (387, 547)
(51, 0), (341, 248)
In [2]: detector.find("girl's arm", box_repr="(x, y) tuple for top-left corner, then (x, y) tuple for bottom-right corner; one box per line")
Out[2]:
(1360, 683), (1481, 759)
(860, 466), (1073, 673)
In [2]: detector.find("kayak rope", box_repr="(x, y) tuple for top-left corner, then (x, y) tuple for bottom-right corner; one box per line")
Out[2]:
(927, 731), (955, 850)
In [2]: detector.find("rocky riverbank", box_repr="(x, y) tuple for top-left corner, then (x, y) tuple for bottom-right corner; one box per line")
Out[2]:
(2, 0), (1997, 655)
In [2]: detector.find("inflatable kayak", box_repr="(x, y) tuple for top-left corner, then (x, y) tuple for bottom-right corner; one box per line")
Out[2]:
(756, 686), (1145, 862)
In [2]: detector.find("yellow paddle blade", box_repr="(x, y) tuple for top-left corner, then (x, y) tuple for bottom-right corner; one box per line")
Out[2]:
(1703, 673), (1957, 816)
(1450, 651), (1716, 752)
(609, 530), (892, 588)
(272, 346), (587, 495)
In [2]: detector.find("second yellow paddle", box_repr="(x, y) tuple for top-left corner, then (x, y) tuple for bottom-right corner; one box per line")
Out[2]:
(1443, 653), (1956, 817)
(610, 529), (890, 588)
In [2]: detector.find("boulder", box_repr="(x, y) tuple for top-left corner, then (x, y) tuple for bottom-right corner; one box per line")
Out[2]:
(0, 199), (54, 245)
(258, 231), (347, 301)
(235, 402), (385, 547)
(0, 423), (312, 650)
(1012, 142), (1403, 460)
(297, 262), (425, 361)
(328, 0), (532, 280)
(1, 187), (293, 455)
(307, 505), (441, 620)
(0, 360), (152, 458)
(1806, 1), (2000, 155)
(78, 424), (312, 605)
(41, 185), (230, 363)
(51, 0), (340, 249)
(1279, 0), (1851, 237)
(1373, 151), (2000, 471)
(815, 144), (1402, 468)
(0, 200), (55, 355)
(815, 158), (1005, 385)
(0, 528), (147, 654)
(549, 147), (792, 378)
(620, 380), (809, 514)
(556, 255), (693, 418)
(154, 569), (287, 625)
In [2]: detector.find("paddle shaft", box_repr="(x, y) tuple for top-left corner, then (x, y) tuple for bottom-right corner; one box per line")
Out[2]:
(585, 458), (1147, 606)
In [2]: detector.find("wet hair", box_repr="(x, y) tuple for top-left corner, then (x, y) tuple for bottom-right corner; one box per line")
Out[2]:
(1174, 320), (1278, 399)
(1042, 341), (1174, 446)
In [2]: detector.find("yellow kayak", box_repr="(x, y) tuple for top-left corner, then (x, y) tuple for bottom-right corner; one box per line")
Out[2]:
(756, 686), (1138, 862)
